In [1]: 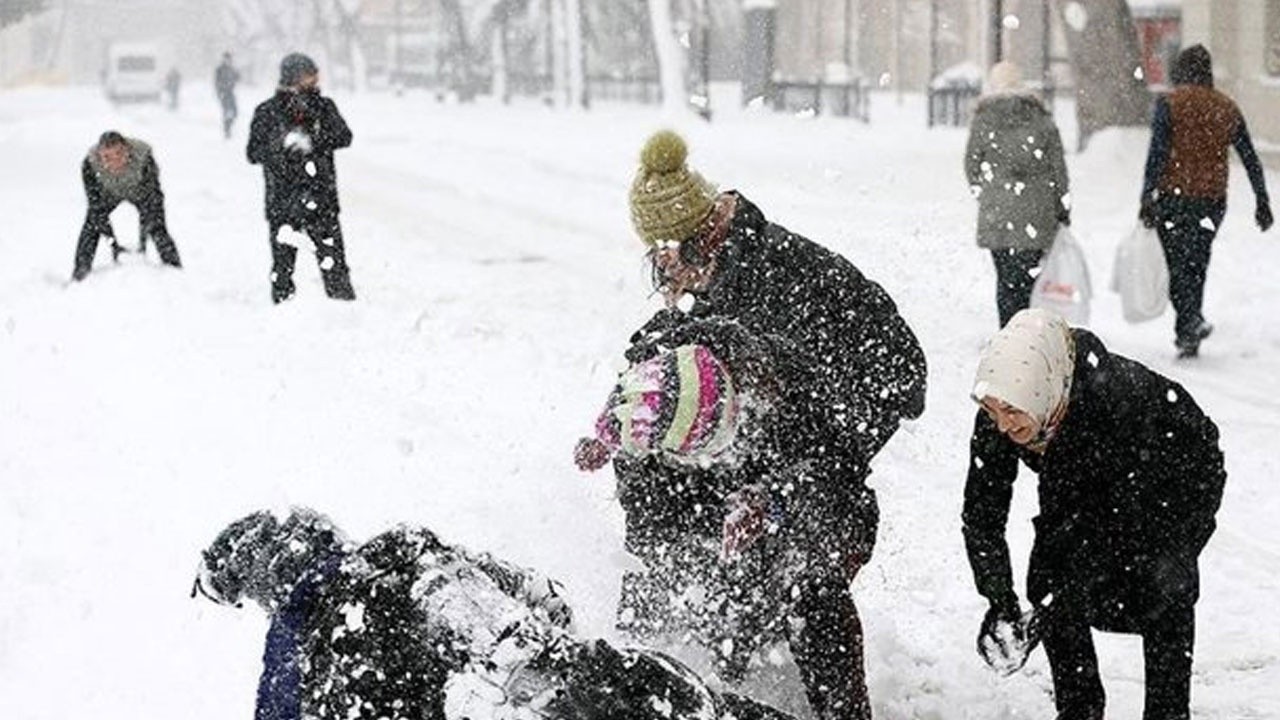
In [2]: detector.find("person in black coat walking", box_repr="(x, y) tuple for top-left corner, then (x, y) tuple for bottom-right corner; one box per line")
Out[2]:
(576, 316), (880, 720)
(247, 53), (355, 303)
(193, 507), (796, 720)
(962, 309), (1226, 720)
(215, 52), (240, 138)
(73, 131), (182, 281)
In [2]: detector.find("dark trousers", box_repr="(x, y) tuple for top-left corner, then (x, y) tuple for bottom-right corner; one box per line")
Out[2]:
(74, 196), (182, 280)
(269, 217), (355, 303)
(787, 574), (871, 720)
(1155, 197), (1225, 348)
(1041, 603), (1195, 720)
(219, 95), (237, 138)
(990, 247), (1046, 327)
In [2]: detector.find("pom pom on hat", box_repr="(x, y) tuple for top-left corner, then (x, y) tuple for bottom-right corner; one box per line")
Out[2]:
(640, 130), (689, 174)
(629, 130), (716, 247)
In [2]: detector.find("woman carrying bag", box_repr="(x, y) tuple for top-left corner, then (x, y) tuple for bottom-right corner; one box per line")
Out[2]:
(965, 61), (1072, 327)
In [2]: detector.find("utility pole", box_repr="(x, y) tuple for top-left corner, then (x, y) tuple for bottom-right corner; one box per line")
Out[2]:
(989, 0), (1003, 66)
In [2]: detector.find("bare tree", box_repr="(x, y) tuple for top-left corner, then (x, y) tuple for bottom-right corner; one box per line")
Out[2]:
(0, 0), (45, 29)
(647, 0), (688, 113)
(1055, 0), (1150, 149)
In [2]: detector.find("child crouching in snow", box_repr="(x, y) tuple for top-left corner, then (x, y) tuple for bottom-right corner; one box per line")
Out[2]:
(193, 506), (795, 720)
(576, 314), (879, 720)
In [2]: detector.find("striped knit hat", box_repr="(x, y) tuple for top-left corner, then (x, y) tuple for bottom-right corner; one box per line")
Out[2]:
(595, 344), (739, 459)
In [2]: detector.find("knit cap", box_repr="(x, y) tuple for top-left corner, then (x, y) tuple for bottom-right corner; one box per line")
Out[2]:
(595, 344), (739, 460)
(971, 308), (1076, 429)
(629, 130), (717, 247)
(279, 52), (319, 87)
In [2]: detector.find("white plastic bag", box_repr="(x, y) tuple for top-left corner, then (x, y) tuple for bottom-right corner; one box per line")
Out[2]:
(1031, 227), (1092, 325)
(1110, 223), (1169, 323)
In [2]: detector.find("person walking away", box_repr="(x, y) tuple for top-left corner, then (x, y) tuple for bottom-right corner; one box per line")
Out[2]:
(164, 67), (181, 110)
(247, 53), (356, 303)
(73, 131), (182, 281)
(963, 309), (1225, 720)
(964, 61), (1071, 327)
(215, 52), (240, 138)
(1140, 44), (1272, 358)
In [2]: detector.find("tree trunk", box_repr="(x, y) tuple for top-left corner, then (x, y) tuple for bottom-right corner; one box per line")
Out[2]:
(565, 0), (586, 107)
(1055, 0), (1151, 149)
(647, 0), (688, 114)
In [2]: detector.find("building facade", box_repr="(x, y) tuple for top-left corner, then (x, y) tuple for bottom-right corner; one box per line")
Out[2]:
(1180, 0), (1280, 161)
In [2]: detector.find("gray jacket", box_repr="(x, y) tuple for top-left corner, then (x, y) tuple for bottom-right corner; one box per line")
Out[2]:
(964, 94), (1070, 251)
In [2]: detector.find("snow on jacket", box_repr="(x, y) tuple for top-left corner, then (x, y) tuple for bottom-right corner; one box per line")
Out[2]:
(685, 191), (926, 457)
(247, 89), (352, 226)
(1142, 86), (1269, 204)
(198, 512), (572, 720)
(611, 314), (878, 657)
(964, 94), (1070, 251)
(962, 329), (1225, 632)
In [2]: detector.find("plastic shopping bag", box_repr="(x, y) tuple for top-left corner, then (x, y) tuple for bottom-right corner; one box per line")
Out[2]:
(1031, 227), (1092, 325)
(1110, 223), (1169, 323)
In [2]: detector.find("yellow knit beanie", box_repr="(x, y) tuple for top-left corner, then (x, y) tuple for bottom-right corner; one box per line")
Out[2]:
(629, 130), (717, 247)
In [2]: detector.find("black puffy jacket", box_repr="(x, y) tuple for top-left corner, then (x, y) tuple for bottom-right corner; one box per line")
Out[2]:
(247, 89), (352, 226)
(962, 330), (1226, 632)
(689, 192), (926, 457)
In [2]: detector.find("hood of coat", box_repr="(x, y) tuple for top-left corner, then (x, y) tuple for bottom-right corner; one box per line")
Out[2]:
(195, 507), (348, 611)
(973, 94), (1049, 130)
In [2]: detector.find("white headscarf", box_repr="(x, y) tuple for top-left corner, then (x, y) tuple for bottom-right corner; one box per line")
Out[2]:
(972, 309), (1076, 429)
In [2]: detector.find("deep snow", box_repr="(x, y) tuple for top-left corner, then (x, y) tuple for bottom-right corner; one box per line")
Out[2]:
(0, 85), (1277, 719)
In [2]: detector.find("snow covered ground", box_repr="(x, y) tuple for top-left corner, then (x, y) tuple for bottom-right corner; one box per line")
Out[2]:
(1, 84), (1277, 720)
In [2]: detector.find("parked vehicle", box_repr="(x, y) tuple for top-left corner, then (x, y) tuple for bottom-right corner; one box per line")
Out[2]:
(105, 43), (162, 103)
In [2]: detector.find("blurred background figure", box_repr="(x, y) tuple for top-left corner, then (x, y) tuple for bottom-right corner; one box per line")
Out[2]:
(214, 52), (240, 138)
(964, 61), (1071, 328)
(164, 67), (181, 110)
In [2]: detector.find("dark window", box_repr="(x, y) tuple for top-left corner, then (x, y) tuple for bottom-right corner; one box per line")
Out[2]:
(118, 56), (156, 72)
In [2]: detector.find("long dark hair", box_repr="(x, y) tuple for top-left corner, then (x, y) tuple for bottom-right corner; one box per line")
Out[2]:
(1170, 44), (1213, 88)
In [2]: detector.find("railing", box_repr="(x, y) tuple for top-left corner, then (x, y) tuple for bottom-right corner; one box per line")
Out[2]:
(927, 81), (982, 127)
(770, 79), (871, 122)
(585, 75), (662, 104)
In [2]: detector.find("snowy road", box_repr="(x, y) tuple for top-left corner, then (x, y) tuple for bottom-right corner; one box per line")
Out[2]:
(1, 86), (1278, 719)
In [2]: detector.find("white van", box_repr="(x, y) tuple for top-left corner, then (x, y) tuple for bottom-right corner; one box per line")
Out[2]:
(105, 43), (162, 102)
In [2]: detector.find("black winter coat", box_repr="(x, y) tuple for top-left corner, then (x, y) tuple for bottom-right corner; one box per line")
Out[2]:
(617, 314), (876, 561)
(612, 314), (878, 660)
(247, 89), (352, 227)
(962, 330), (1225, 632)
(688, 192), (927, 457)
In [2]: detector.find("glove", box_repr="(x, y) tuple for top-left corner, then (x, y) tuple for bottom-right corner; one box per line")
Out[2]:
(1138, 199), (1157, 229)
(977, 595), (1030, 676)
(573, 437), (611, 472)
(1256, 200), (1273, 232)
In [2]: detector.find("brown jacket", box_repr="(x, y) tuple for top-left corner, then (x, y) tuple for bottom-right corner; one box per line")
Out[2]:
(1159, 86), (1242, 200)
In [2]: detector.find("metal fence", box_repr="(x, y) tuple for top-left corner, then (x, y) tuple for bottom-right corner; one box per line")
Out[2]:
(770, 79), (871, 122)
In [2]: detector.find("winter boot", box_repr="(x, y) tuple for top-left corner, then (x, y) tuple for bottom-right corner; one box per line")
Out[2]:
(1175, 321), (1213, 359)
